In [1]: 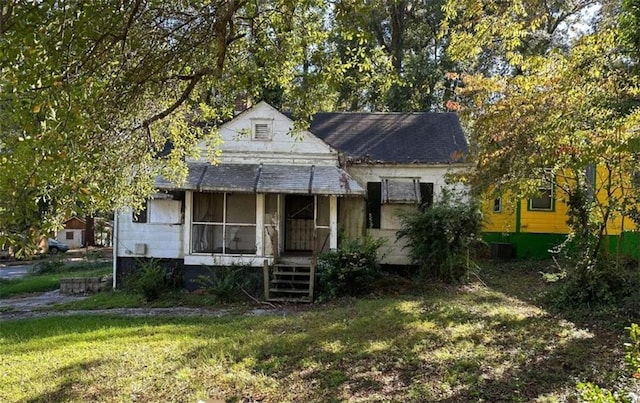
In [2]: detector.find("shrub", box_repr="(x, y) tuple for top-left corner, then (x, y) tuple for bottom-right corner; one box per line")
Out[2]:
(546, 257), (640, 311)
(396, 189), (483, 282)
(196, 265), (259, 303)
(577, 323), (640, 401)
(125, 259), (168, 301)
(29, 259), (65, 275)
(316, 235), (385, 301)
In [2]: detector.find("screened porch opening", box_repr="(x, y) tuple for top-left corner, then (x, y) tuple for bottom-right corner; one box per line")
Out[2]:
(191, 192), (257, 254)
(285, 195), (314, 252)
(284, 195), (331, 254)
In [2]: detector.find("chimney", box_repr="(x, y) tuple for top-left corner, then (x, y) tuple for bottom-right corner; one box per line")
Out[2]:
(234, 93), (252, 116)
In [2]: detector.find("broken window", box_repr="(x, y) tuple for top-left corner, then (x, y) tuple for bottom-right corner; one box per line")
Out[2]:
(382, 179), (421, 204)
(367, 179), (434, 229)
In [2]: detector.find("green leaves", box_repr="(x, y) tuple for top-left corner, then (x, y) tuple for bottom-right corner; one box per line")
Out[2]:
(0, 1), (340, 249)
(447, 1), (640, 270)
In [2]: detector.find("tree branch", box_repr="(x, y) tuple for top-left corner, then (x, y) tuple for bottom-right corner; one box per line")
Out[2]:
(139, 67), (213, 130)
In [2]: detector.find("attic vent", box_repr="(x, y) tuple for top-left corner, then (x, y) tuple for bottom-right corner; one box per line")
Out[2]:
(254, 123), (271, 140)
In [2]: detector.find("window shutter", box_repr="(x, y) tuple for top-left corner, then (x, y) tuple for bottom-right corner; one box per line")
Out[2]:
(366, 182), (381, 229)
(419, 183), (434, 209)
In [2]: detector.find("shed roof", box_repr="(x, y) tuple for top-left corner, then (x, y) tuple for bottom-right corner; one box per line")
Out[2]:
(156, 163), (364, 196)
(308, 112), (468, 164)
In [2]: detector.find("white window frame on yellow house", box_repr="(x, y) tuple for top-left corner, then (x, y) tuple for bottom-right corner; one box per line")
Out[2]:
(528, 169), (555, 212)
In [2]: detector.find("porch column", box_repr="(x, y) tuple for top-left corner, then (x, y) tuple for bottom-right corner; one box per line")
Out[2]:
(330, 195), (338, 249)
(256, 193), (265, 256)
(184, 191), (193, 257)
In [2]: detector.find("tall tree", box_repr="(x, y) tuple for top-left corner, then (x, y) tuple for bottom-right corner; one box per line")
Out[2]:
(442, 0), (602, 74)
(620, 0), (640, 61)
(330, 0), (455, 111)
(0, 0), (331, 253)
(444, 0), (640, 268)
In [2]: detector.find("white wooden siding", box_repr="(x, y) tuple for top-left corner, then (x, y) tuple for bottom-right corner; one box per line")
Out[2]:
(115, 208), (183, 259)
(350, 164), (469, 265)
(56, 229), (83, 249)
(193, 102), (339, 166)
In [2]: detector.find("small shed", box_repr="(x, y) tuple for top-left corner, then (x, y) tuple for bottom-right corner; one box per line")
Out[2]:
(55, 216), (113, 248)
(56, 217), (85, 248)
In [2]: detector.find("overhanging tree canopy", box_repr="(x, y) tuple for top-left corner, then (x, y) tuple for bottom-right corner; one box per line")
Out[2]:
(443, 0), (640, 265)
(0, 0), (331, 252)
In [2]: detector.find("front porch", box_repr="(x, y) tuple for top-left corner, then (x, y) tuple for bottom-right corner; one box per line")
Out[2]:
(183, 192), (338, 267)
(183, 191), (338, 301)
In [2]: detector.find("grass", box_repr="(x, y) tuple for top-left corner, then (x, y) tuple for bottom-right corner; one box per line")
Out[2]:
(0, 260), (112, 298)
(1, 260), (634, 402)
(51, 290), (228, 310)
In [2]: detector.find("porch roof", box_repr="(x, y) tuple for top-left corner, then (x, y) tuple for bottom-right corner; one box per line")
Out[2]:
(156, 163), (365, 196)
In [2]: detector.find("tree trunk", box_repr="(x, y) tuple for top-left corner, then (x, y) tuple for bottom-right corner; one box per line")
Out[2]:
(85, 216), (95, 247)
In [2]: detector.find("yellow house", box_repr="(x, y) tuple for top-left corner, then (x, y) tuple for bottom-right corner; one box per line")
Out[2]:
(482, 167), (640, 259)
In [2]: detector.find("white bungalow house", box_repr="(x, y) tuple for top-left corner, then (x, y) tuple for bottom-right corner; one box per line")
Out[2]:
(113, 101), (468, 301)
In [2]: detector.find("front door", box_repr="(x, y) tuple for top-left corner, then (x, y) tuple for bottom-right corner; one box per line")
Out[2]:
(284, 195), (314, 252)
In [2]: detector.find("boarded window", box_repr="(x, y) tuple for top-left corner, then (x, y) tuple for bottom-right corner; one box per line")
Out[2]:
(382, 179), (420, 204)
(149, 199), (182, 224)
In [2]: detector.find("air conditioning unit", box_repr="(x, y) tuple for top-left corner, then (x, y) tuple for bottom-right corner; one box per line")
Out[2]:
(491, 242), (514, 260)
(134, 243), (147, 255)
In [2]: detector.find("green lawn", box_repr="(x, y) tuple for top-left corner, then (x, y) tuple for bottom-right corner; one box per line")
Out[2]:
(0, 262), (630, 402)
(0, 261), (112, 298)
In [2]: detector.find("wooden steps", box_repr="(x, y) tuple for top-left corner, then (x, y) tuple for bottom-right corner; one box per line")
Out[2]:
(263, 259), (315, 303)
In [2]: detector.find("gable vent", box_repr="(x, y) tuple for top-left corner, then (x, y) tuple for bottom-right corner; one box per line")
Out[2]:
(254, 123), (271, 140)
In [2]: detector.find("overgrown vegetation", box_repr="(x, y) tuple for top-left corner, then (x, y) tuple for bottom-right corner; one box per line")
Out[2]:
(540, 172), (640, 311)
(545, 256), (640, 315)
(29, 258), (66, 275)
(397, 190), (483, 282)
(577, 323), (640, 401)
(448, 2), (640, 311)
(124, 259), (184, 302)
(1, 261), (633, 402)
(542, 186), (640, 310)
(196, 265), (261, 303)
(316, 235), (385, 301)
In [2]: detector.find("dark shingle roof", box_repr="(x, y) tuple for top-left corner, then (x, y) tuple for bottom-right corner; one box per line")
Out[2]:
(308, 112), (468, 164)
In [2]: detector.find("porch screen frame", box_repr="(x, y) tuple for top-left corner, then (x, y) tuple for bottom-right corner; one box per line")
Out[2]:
(191, 192), (257, 255)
